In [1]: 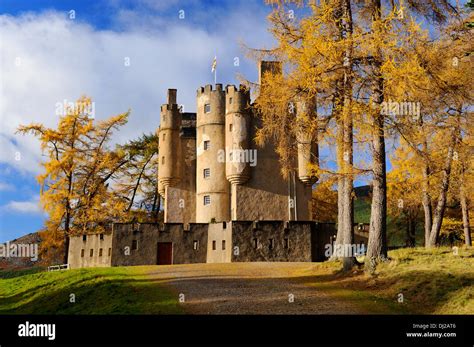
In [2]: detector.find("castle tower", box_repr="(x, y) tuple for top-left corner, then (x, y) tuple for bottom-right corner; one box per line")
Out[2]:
(225, 84), (251, 185)
(196, 84), (230, 223)
(296, 97), (319, 186)
(158, 89), (181, 196)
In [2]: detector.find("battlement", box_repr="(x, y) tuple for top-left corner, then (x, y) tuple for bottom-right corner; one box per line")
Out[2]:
(197, 83), (224, 96)
(225, 84), (249, 96)
(160, 103), (180, 113)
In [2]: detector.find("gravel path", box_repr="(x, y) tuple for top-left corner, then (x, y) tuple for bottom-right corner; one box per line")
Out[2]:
(146, 262), (363, 314)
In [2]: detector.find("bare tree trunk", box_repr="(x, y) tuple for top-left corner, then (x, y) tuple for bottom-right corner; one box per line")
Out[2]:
(427, 130), (456, 247)
(421, 156), (433, 247)
(340, 0), (356, 271)
(460, 166), (472, 247)
(366, 0), (388, 264)
(406, 215), (416, 247)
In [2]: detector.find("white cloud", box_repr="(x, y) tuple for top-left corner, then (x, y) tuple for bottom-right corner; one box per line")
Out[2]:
(2, 195), (42, 215)
(0, 182), (14, 191)
(0, 5), (272, 175)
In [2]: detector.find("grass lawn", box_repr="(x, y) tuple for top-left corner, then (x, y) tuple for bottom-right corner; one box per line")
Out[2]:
(0, 247), (471, 314)
(0, 266), (182, 314)
(303, 246), (474, 314)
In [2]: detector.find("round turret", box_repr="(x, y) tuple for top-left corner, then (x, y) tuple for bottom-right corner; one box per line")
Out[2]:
(296, 98), (319, 185)
(158, 89), (181, 196)
(195, 84), (230, 223)
(225, 84), (251, 185)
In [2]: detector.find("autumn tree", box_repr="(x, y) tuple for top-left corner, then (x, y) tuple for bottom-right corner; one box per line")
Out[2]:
(17, 96), (130, 262)
(115, 133), (162, 223)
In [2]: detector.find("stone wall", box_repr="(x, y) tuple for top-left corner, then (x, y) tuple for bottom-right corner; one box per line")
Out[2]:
(231, 221), (313, 262)
(68, 232), (113, 269)
(68, 221), (335, 268)
(206, 222), (232, 263)
(111, 223), (208, 266)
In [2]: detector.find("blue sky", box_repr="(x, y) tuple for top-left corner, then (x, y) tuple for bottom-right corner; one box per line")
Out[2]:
(2, 0), (456, 242)
(0, 0), (278, 242)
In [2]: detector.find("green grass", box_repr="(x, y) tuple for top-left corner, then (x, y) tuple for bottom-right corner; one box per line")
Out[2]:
(0, 266), (183, 314)
(305, 247), (474, 314)
(1, 247), (472, 315)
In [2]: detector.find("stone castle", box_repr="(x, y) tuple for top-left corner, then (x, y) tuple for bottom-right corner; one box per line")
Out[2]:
(67, 62), (335, 269)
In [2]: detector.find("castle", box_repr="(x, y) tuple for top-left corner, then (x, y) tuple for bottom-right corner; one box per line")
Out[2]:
(67, 62), (336, 269)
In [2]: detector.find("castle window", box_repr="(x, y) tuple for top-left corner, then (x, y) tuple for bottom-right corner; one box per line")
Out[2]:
(162, 115), (166, 122)
(100, 234), (104, 240)
(204, 195), (211, 205)
(229, 124), (233, 132)
(212, 240), (216, 250)
(203, 168), (210, 179)
(193, 240), (199, 250)
(108, 248), (111, 257)
(284, 238), (289, 249)
(223, 221), (227, 229)
(269, 239), (274, 250)
(222, 240), (226, 250)
(204, 104), (211, 113)
(90, 249), (94, 257)
(229, 97), (233, 104)
(162, 156), (165, 165)
(162, 133), (166, 141)
(99, 248), (103, 257)
(204, 140), (210, 150)
(132, 240), (138, 250)
(253, 238), (258, 249)
(81, 249), (84, 257)
(82, 235), (87, 242)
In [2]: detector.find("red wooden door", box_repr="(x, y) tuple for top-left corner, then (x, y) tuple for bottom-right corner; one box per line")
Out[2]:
(157, 242), (173, 265)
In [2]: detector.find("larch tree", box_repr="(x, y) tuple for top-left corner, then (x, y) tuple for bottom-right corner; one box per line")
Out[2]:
(115, 133), (161, 223)
(253, 0), (361, 270)
(17, 96), (130, 263)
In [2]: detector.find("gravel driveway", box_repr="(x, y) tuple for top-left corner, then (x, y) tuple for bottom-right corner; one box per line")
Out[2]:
(146, 262), (363, 314)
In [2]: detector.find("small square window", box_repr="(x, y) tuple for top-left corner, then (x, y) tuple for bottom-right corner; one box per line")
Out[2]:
(204, 195), (211, 205)
(203, 168), (210, 178)
(82, 235), (87, 242)
(132, 240), (138, 250)
(100, 234), (104, 240)
(204, 104), (211, 113)
(222, 240), (226, 250)
(204, 140), (210, 150)
(229, 124), (233, 132)
(90, 249), (94, 257)
(223, 221), (227, 229)
(229, 97), (233, 104)
(212, 240), (216, 250)
(81, 249), (84, 257)
(193, 240), (199, 250)
(99, 248), (103, 257)
(108, 248), (111, 257)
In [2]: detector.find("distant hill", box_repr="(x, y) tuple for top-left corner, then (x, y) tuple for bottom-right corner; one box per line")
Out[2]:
(354, 185), (371, 224)
(0, 232), (42, 270)
(354, 185), (371, 198)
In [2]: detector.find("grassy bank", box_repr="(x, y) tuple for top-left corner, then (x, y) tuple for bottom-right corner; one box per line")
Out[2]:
(0, 247), (471, 314)
(304, 247), (474, 314)
(0, 266), (182, 314)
